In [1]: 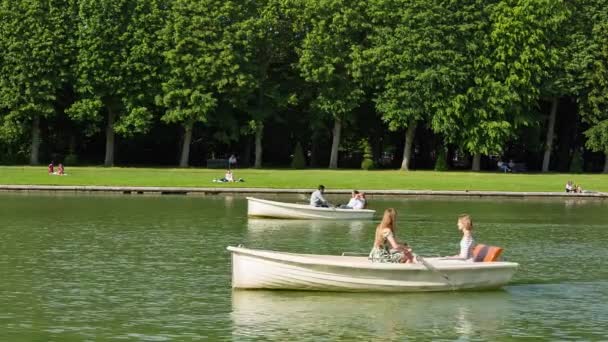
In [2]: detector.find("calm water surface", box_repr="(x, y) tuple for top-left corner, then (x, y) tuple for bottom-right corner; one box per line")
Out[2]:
(1, 193), (607, 341)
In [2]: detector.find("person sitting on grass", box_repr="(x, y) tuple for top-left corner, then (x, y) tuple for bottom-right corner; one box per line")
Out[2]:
(224, 169), (234, 182)
(48, 162), (54, 174)
(310, 185), (330, 207)
(213, 169), (244, 183)
(57, 163), (65, 176)
(565, 180), (574, 193)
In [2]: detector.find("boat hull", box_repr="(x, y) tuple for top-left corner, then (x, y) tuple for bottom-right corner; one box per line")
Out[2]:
(247, 197), (375, 220)
(228, 246), (518, 292)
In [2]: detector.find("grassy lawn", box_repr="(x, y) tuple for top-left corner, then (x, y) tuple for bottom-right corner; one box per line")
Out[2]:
(0, 166), (606, 192)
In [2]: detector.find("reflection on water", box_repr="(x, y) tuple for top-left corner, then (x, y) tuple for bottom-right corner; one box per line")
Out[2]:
(232, 282), (608, 340)
(247, 219), (366, 234)
(247, 218), (366, 231)
(1, 194), (608, 340)
(231, 290), (512, 340)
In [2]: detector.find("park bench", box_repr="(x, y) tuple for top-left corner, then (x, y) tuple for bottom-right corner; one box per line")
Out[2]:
(510, 162), (528, 173)
(206, 158), (228, 169)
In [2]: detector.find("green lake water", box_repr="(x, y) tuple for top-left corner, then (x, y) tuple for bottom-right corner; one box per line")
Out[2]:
(1, 193), (607, 341)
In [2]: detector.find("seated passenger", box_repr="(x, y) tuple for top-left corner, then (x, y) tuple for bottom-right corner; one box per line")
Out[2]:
(369, 208), (415, 263)
(445, 214), (475, 260)
(339, 190), (359, 209)
(310, 185), (329, 207)
(354, 192), (367, 209)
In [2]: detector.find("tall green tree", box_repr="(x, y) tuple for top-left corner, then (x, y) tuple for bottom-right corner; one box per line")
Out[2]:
(359, 0), (465, 170)
(0, 0), (75, 165)
(435, 0), (567, 170)
(158, 0), (250, 167)
(233, 0), (301, 168)
(68, 0), (165, 166)
(539, 0), (595, 172)
(297, 0), (367, 169)
(581, 15), (608, 172)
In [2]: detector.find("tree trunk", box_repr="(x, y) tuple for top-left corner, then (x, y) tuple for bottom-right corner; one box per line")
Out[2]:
(604, 152), (608, 173)
(472, 154), (481, 171)
(310, 129), (323, 167)
(69, 135), (76, 154)
(104, 108), (115, 166)
(29, 114), (40, 165)
(242, 136), (252, 168)
(329, 118), (342, 169)
(254, 122), (263, 168)
(400, 121), (417, 171)
(542, 97), (558, 172)
(179, 121), (193, 167)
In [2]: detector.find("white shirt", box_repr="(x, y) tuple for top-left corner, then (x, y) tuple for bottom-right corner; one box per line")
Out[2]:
(352, 198), (365, 210)
(459, 234), (475, 259)
(346, 198), (357, 207)
(310, 190), (327, 206)
(225, 172), (234, 182)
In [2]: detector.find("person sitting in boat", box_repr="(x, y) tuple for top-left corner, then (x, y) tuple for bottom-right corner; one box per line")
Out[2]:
(446, 214), (475, 260)
(356, 192), (367, 209)
(369, 208), (415, 263)
(310, 185), (329, 207)
(339, 190), (359, 209)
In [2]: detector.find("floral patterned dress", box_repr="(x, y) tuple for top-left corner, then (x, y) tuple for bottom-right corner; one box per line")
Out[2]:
(368, 230), (404, 263)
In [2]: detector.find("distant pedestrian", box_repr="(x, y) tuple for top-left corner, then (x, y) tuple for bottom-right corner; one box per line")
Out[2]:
(229, 154), (237, 169)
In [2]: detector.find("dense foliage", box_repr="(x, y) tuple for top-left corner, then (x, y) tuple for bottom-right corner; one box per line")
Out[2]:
(0, 0), (607, 172)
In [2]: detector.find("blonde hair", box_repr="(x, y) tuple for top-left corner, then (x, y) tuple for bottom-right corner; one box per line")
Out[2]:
(374, 208), (397, 247)
(458, 214), (473, 231)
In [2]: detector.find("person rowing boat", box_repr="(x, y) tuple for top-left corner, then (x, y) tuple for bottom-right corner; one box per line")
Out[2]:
(310, 185), (330, 207)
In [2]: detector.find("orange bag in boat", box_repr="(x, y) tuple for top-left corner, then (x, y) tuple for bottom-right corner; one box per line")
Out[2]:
(472, 244), (503, 262)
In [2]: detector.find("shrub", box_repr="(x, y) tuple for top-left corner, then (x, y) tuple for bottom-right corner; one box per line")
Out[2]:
(64, 154), (79, 166)
(360, 139), (374, 170)
(361, 159), (374, 170)
(434, 147), (448, 171)
(291, 142), (306, 169)
(569, 150), (584, 173)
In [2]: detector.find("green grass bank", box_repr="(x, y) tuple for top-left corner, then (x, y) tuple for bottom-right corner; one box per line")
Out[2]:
(0, 166), (606, 193)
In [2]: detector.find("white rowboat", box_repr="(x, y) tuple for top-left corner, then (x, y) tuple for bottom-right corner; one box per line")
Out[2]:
(247, 196), (376, 220)
(228, 246), (518, 292)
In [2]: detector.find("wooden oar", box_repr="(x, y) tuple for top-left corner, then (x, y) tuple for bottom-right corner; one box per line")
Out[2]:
(413, 253), (455, 290)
